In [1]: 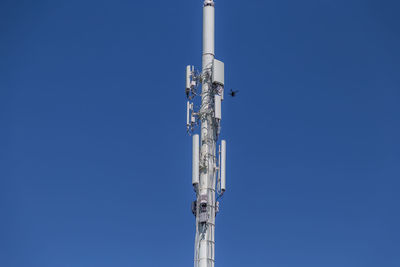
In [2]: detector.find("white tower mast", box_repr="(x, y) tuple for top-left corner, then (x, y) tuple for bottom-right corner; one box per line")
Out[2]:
(186, 1), (226, 267)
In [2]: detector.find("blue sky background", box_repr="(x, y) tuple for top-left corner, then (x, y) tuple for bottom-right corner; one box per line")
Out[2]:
(1, 0), (400, 266)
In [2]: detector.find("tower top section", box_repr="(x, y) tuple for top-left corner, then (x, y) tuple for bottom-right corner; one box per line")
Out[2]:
(204, 0), (214, 7)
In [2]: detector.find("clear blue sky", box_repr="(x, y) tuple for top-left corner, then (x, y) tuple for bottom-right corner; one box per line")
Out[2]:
(1, 0), (399, 266)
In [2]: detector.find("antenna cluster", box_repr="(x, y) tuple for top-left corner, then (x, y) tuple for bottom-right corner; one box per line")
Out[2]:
(186, 59), (225, 136)
(186, 59), (226, 197)
(186, 1), (227, 266)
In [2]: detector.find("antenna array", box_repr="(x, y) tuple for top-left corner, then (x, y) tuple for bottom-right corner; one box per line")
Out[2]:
(185, 1), (227, 266)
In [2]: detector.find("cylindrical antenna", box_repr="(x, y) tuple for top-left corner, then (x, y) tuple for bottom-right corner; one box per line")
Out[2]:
(218, 144), (222, 193)
(191, 66), (196, 88)
(203, 4), (215, 57)
(186, 65), (191, 91)
(221, 140), (226, 193)
(186, 101), (190, 127)
(214, 94), (221, 120)
(192, 134), (200, 187)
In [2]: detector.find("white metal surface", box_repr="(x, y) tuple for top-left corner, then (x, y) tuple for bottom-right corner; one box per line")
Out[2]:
(191, 111), (196, 123)
(212, 59), (224, 86)
(197, 2), (216, 267)
(187, 1), (226, 267)
(214, 95), (221, 120)
(192, 134), (200, 186)
(187, 101), (190, 127)
(221, 140), (226, 193)
(186, 65), (191, 90)
(203, 5), (214, 57)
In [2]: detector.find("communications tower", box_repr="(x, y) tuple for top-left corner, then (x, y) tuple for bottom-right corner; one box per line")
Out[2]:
(185, 1), (226, 267)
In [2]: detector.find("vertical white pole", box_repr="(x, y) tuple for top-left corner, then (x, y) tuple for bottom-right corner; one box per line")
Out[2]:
(195, 1), (216, 267)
